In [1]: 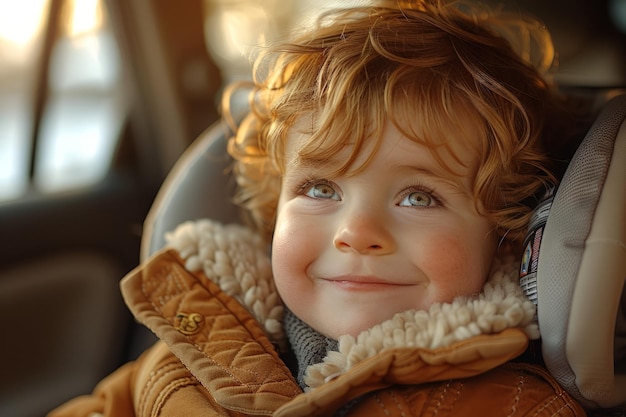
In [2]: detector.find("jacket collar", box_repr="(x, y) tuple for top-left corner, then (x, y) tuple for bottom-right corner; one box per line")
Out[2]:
(165, 219), (539, 389)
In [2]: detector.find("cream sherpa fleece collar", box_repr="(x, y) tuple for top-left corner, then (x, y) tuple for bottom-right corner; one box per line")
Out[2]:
(165, 219), (539, 389)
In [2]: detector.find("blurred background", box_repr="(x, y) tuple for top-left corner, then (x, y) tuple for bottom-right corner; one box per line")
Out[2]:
(0, 0), (623, 416)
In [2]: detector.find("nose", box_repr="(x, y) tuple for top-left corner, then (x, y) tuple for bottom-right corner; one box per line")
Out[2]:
(333, 210), (395, 255)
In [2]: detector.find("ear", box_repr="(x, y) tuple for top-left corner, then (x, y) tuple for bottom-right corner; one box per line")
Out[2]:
(521, 93), (626, 411)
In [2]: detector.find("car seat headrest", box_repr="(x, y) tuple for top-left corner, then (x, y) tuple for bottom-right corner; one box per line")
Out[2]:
(522, 93), (626, 410)
(140, 122), (239, 261)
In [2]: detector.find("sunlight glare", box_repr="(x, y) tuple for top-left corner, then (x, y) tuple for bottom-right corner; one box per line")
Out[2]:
(67, 0), (103, 37)
(0, 0), (49, 45)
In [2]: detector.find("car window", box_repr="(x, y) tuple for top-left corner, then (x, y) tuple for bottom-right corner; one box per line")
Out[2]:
(0, 0), (125, 201)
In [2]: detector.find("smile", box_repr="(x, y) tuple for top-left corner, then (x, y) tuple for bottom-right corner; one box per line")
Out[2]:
(320, 275), (414, 290)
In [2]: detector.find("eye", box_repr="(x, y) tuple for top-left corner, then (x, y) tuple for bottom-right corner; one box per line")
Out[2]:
(302, 181), (341, 201)
(399, 190), (435, 207)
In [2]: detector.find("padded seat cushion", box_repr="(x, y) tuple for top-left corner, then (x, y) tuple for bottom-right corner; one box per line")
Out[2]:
(533, 93), (626, 409)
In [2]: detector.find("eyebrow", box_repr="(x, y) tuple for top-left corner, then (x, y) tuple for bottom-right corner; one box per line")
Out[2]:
(286, 152), (353, 177)
(394, 164), (471, 192)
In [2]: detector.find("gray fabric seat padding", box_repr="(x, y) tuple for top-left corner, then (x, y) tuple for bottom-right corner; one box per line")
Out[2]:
(537, 93), (626, 409)
(141, 122), (240, 261)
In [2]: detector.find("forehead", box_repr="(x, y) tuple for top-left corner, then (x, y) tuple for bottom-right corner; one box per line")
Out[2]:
(284, 114), (481, 185)
(283, 106), (483, 178)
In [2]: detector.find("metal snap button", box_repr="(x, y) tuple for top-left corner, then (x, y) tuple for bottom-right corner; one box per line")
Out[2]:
(175, 312), (204, 335)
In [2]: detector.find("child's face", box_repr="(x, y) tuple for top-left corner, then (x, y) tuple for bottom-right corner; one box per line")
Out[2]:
(271, 120), (498, 339)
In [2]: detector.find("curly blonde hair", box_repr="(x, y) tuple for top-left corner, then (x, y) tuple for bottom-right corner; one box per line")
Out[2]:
(225, 0), (568, 244)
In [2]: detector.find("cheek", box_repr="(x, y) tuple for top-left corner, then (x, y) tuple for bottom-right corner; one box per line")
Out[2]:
(271, 217), (299, 281)
(419, 232), (495, 298)
(271, 212), (320, 301)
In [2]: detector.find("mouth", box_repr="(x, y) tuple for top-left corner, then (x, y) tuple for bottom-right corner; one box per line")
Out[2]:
(320, 275), (414, 290)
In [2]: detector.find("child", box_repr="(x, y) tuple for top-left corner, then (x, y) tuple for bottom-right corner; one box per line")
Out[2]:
(50, 0), (588, 416)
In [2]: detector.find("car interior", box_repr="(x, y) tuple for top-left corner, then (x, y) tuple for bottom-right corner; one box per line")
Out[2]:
(0, 1), (624, 416)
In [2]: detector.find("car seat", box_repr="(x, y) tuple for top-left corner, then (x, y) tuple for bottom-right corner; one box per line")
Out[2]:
(140, 92), (626, 413)
(140, 120), (241, 260)
(532, 92), (626, 411)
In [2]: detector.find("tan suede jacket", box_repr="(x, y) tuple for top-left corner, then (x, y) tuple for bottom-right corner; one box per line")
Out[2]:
(49, 220), (586, 417)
